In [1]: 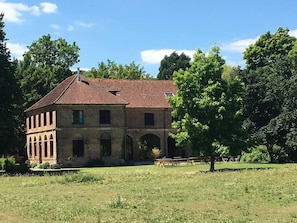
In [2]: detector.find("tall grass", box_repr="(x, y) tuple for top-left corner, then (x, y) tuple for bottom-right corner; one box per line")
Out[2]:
(0, 163), (296, 222)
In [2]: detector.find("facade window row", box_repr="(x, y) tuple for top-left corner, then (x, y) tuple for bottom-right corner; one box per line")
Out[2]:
(28, 135), (54, 158)
(28, 111), (54, 129)
(72, 109), (155, 126)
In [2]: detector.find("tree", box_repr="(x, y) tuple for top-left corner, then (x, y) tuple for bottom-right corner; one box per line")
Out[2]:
(157, 52), (191, 80)
(170, 47), (244, 171)
(16, 34), (80, 108)
(85, 60), (152, 79)
(244, 27), (296, 70)
(0, 14), (22, 155)
(242, 27), (297, 162)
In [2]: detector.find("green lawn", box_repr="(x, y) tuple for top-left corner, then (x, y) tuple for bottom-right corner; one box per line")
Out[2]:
(0, 163), (297, 223)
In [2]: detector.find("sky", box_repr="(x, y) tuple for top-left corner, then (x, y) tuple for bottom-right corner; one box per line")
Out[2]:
(1, 0), (297, 77)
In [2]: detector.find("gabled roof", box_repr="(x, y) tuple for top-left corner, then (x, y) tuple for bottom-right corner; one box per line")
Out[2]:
(25, 75), (128, 112)
(25, 75), (177, 112)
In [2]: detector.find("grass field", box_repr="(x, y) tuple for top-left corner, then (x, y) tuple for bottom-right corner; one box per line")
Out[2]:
(0, 162), (297, 223)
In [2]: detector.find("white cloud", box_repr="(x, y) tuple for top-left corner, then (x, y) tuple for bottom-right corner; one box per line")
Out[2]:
(140, 49), (195, 64)
(289, 29), (297, 38)
(7, 42), (27, 60)
(40, 2), (57, 14)
(0, 0), (56, 23)
(74, 20), (95, 28)
(221, 37), (258, 53)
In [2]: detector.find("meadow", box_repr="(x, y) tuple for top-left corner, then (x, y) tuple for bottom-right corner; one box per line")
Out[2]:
(0, 162), (297, 223)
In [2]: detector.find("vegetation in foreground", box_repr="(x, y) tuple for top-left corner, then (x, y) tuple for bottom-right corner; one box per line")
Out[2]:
(0, 163), (297, 223)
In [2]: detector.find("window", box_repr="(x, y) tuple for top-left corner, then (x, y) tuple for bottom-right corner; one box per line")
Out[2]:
(38, 114), (41, 127)
(44, 135), (48, 157)
(49, 111), (53, 125)
(73, 110), (84, 124)
(49, 134), (54, 157)
(33, 137), (37, 157)
(165, 92), (174, 97)
(29, 137), (32, 157)
(144, 113), (154, 125)
(33, 115), (36, 128)
(73, 139), (84, 157)
(100, 110), (110, 124)
(44, 112), (47, 126)
(100, 133), (111, 156)
(28, 117), (32, 129)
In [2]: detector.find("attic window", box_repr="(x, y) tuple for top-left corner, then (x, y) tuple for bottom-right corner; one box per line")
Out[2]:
(109, 90), (119, 96)
(165, 92), (174, 97)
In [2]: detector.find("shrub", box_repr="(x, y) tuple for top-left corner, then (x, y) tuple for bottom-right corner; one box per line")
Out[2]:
(50, 164), (61, 169)
(39, 162), (50, 169)
(150, 147), (161, 159)
(4, 156), (16, 173)
(241, 145), (270, 163)
(0, 156), (5, 170)
(30, 162), (38, 168)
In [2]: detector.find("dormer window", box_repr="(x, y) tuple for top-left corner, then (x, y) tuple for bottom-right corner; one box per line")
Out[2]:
(109, 90), (119, 96)
(165, 92), (174, 97)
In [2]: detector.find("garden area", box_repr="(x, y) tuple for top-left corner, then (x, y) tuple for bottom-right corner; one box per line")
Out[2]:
(1, 162), (297, 223)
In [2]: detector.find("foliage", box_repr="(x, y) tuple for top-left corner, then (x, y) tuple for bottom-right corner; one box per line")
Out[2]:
(137, 140), (149, 160)
(150, 147), (161, 159)
(38, 162), (50, 169)
(50, 163), (61, 169)
(241, 145), (270, 163)
(170, 46), (245, 171)
(242, 27), (297, 162)
(85, 60), (152, 79)
(16, 34), (80, 109)
(157, 51), (191, 80)
(0, 14), (23, 155)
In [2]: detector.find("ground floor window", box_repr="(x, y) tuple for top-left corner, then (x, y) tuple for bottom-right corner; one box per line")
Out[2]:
(100, 133), (111, 156)
(73, 139), (84, 157)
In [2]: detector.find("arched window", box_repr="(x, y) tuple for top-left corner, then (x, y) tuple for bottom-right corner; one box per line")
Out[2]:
(73, 133), (84, 157)
(100, 133), (111, 157)
(49, 134), (54, 157)
(29, 137), (32, 157)
(33, 137), (37, 157)
(44, 135), (48, 157)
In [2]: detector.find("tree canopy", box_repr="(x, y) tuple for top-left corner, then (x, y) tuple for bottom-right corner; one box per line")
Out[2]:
(170, 47), (244, 171)
(0, 14), (23, 155)
(85, 60), (152, 79)
(16, 34), (80, 108)
(242, 27), (297, 162)
(157, 52), (191, 80)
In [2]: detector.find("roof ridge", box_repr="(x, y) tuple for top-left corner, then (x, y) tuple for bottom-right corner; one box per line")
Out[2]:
(53, 75), (77, 104)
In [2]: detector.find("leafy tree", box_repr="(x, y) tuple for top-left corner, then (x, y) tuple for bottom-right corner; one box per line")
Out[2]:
(0, 14), (22, 155)
(170, 47), (244, 171)
(244, 27), (296, 70)
(85, 60), (152, 79)
(242, 27), (297, 162)
(16, 34), (80, 108)
(157, 52), (191, 80)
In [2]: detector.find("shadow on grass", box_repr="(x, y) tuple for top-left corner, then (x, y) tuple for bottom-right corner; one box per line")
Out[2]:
(199, 167), (272, 173)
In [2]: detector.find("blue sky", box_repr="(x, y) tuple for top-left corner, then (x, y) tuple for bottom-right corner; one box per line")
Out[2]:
(1, 0), (297, 77)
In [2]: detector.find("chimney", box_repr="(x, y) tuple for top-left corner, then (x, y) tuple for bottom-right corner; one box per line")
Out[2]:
(77, 67), (81, 82)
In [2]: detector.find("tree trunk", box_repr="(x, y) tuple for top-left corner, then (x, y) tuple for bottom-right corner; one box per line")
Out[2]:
(266, 144), (276, 163)
(209, 156), (215, 172)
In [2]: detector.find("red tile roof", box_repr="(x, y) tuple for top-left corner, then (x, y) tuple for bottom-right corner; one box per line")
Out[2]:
(25, 75), (177, 112)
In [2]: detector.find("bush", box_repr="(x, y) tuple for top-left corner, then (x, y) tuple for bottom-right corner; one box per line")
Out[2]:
(241, 145), (270, 163)
(39, 162), (50, 169)
(4, 156), (16, 173)
(0, 157), (5, 170)
(150, 147), (161, 159)
(50, 164), (61, 169)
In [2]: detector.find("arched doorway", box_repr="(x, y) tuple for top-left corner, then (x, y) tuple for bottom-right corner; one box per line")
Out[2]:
(139, 134), (160, 160)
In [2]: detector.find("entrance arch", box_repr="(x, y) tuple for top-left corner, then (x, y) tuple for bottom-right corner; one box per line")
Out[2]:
(139, 134), (160, 160)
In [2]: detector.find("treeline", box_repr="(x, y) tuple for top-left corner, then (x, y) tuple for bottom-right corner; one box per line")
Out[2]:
(1, 12), (297, 166)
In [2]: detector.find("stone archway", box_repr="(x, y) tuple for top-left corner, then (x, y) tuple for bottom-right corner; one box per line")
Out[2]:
(139, 134), (160, 160)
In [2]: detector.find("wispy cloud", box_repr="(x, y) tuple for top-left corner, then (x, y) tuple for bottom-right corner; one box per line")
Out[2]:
(289, 29), (297, 38)
(67, 25), (74, 31)
(74, 20), (95, 28)
(0, 0), (57, 23)
(7, 42), (27, 60)
(50, 24), (60, 30)
(221, 38), (258, 53)
(140, 49), (195, 64)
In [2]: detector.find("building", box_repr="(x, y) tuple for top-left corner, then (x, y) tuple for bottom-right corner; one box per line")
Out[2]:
(25, 73), (189, 167)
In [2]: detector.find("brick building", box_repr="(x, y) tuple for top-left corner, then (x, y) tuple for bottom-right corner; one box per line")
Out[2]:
(25, 73), (189, 167)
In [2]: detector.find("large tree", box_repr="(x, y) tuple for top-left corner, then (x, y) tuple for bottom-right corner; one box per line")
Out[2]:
(242, 27), (297, 162)
(16, 34), (80, 108)
(0, 14), (23, 155)
(85, 60), (152, 79)
(170, 47), (244, 171)
(157, 52), (191, 80)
